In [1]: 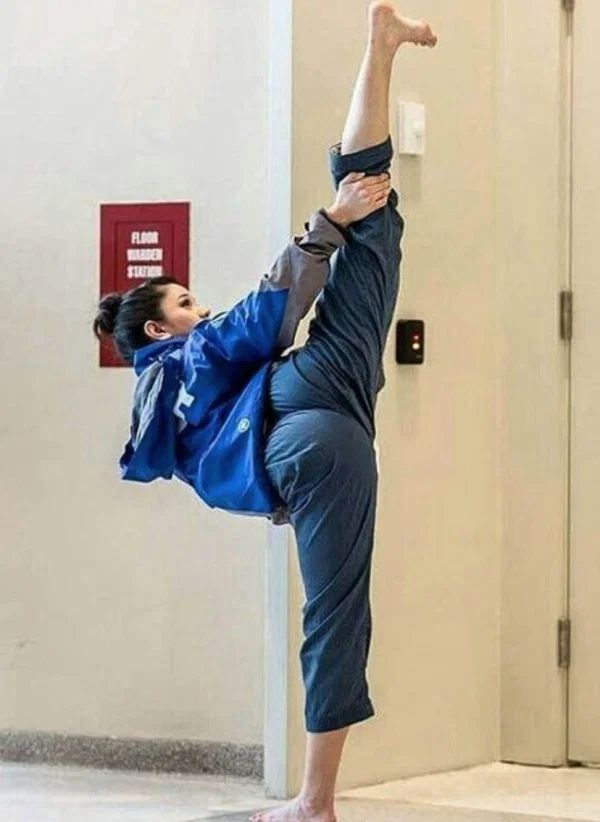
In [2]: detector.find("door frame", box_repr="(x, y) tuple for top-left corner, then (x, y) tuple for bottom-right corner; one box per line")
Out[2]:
(264, 0), (293, 799)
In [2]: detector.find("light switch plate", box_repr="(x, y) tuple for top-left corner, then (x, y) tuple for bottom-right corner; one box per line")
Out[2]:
(398, 100), (426, 155)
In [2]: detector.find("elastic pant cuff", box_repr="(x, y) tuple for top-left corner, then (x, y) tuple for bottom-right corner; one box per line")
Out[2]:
(305, 698), (375, 733)
(328, 134), (393, 189)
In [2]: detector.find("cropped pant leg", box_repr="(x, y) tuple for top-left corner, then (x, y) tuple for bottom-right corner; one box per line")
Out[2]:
(265, 408), (377, 732)
(264, 134), (404, 733)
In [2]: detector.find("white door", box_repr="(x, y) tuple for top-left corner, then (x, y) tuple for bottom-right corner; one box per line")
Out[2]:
(568, 0), (600, 765)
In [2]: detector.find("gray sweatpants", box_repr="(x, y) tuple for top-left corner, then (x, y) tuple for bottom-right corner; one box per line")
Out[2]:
(263, 134), (404, 733)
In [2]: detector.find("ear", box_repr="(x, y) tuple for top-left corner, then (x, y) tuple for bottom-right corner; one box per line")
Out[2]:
(144, 319), (172, 342)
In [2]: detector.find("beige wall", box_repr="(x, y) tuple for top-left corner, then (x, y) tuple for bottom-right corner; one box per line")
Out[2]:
(495, 0), (569, 764)
(279, 0), (570, 794)
(0, 0), (270, 745)
(287, 0), (499, 792)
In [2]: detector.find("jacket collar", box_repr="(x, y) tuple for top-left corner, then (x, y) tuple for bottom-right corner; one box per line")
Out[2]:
(133, 335), (187, 376)
(132, 315), (224, 375)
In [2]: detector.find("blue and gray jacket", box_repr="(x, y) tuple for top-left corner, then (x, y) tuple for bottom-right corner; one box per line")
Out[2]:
(119, 208), (350, 526)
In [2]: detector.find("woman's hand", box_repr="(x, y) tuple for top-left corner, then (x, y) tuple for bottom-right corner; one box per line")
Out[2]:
(325, 171), (392, 227)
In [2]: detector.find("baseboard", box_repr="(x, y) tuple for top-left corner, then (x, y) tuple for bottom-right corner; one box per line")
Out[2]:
(0, 729), (263, 780)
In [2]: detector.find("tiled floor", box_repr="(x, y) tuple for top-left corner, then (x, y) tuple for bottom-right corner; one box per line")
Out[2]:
(0, 764), (278, 822)
(338, 762), (600, 820)
(1, 761), (599, 821)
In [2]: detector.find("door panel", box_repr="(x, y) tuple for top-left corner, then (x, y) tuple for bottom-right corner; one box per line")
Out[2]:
(569, 0), (600, 764)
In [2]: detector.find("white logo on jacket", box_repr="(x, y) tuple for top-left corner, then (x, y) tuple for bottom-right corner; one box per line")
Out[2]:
(238, 417), (250, 433)
(174, 383), (194, 419)
(173, 382), (194, 432)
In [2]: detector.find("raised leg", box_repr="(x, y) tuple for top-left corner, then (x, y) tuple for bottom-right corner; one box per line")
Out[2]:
(342, 2), (437, 154)
(269, 5), (437, 442)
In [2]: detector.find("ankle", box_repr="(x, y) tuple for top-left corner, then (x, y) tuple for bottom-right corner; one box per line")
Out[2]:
(298, 792), (334, 814)
(366, 39), (396, 62)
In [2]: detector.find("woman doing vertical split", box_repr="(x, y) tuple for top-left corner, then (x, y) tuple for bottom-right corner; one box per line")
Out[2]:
(93, 4), (437, 821)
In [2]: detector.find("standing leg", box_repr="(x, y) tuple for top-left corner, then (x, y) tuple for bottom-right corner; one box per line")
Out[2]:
(263, 409), (378, 816)
(258, 4), (437, 822)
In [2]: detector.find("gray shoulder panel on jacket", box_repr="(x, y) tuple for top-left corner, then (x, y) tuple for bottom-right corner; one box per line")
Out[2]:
(259, 209), (348, 349)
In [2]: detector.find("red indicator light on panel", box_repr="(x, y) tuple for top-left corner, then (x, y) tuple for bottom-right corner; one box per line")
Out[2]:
(396, 319), (425, 365)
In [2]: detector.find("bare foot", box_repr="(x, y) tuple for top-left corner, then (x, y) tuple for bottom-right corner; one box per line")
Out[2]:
(249, 795), (336, 822)
(369, 1), (438, 52)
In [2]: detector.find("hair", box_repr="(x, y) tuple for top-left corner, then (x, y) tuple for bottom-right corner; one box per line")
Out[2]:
(93, 276), (179, 364)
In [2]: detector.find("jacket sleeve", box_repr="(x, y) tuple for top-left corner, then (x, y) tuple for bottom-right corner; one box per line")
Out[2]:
(176, 208), (348, 425)
(260, 207), (349, 350)
(202, 206), (348, 358)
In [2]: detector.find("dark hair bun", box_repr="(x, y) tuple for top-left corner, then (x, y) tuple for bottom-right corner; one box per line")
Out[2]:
(93, 292), (123, 338)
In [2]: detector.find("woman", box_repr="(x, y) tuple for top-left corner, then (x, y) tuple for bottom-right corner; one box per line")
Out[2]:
(93, 4), (437, 821)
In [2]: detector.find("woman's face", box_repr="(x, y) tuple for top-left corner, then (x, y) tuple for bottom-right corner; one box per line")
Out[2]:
(144, 283), (211, 342)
